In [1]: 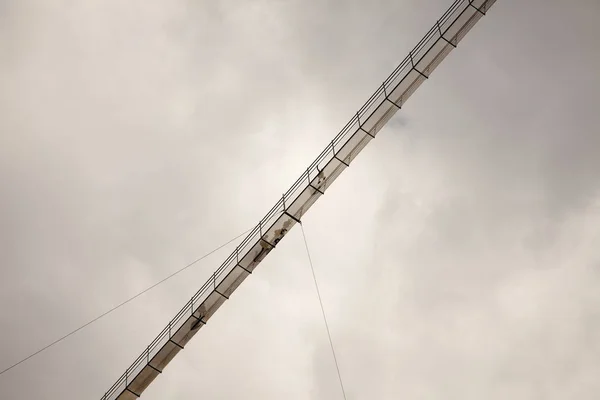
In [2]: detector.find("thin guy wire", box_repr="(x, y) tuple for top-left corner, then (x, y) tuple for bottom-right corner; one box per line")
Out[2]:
(300, 223), (348, 400)
(0, 228), (252, 377)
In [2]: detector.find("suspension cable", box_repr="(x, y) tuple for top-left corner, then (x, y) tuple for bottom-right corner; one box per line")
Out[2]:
(0, 228), (252, 377)
(300, 223), (348, 400)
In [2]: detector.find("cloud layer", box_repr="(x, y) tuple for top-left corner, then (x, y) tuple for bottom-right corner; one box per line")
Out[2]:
(1, 0), (599, 399)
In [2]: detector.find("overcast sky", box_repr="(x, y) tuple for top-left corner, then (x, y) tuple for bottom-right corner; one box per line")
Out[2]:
(1, 0), (600, 399)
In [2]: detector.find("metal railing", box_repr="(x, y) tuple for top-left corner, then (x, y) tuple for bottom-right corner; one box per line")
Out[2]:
(101, 0), (495, 398)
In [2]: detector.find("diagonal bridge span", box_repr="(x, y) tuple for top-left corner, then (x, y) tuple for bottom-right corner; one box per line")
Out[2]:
(102, 1), (498, 398)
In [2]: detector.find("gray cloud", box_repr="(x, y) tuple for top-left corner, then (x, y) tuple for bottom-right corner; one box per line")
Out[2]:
(1, 0), (600, 399)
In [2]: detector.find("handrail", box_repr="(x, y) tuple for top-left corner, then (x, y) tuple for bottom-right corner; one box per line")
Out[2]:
(101, 0), (496, 398)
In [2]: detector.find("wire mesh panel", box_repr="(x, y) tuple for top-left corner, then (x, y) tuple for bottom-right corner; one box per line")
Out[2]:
(216, 264), (251, 299)
(336, 128), (373, 167)
(360, 90), (398, 137)
(196, 290), (227, 321)
(126, 366), (159, 398)
(116, 390), (138, 400)
(149, 340), (181, 371)
(417, 39), (454, 77)
(239, 240), (274, 273)
(100, 1), (497, 398)
(260, 213), (299, 249)
(171, 313), (206, 348)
